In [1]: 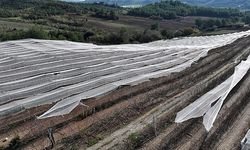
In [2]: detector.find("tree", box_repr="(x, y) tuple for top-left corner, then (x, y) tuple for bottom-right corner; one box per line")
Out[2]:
(160, 29), (174, 39)
(119, 27), (129, 43)
(215, 19), (222, 27)
(183, 28), (195, 36)
(195, 19), (203, 28)
(221, 19), (228, 26)
(139, 30), (162, 43)
(151, 23), (159, 30)
(84, 31), (95, 41)
(243, 15), (250, 24)
(26, 27), (49, 39)
(174, 30), (183, 37)
(110, 10), (119, 20)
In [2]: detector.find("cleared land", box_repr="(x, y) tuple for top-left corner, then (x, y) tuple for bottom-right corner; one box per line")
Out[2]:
(0, 31), (250, 150)
(0, 15), (197, 32)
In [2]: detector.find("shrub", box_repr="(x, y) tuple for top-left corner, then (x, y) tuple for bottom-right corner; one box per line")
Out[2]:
(174, 30), (183, 37)
(151, 23), (159, 31)
(127, 132), (143, 149)
(7, 136), (21, 150)
(139, 30), (162, 43)
(26, 27), (49, 39)
(161, 29), (174, 39)
(183, 28), (196, 36)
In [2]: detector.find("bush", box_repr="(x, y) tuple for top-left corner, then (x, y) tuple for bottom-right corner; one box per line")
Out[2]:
(161, 29), (174, 39)
(139, 30), (162, 43)
(151, 23), (159, 30)
(6, 136), (21, 150)
(183, 28), (196, 36)
(127, 132), (143, 149)
(26, 27), (49, 39)
(174, 30), (183, 37)
(149, 15), (163, 20)
(93, 9), (119, 20)
(84, 31), (95, 41)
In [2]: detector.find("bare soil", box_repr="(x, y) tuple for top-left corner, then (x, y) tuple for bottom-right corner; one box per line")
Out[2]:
(1, 36), (250, 150)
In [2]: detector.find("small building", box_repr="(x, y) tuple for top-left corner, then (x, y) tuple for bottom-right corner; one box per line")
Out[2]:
(241, 129), (250, 150)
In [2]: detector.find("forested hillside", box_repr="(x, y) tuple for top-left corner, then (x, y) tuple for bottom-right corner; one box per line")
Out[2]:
(0, 0), (250, 45)
(82, 0), (250, 10)
(84, 0), (157, 6)
(127, 1), (242, 19)
(127, 1), (250, 31)
(182, 0), (250, 10)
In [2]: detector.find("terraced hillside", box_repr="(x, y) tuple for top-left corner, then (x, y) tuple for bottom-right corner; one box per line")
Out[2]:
(0, 31), (250, 150)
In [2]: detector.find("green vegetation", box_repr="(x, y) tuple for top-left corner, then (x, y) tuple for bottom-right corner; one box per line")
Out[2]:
(128, 132), (143, 149)
(93, 9), (119, 20)
(0, 27), (88, 42)
(3, 136), (21, 150)
(86, 135), (104, 147)
(182, 0), (250, 10)
(84, 0), (250, 10)
(128, 1), (242, 20)
(86, 138), (99, 147)
(195, 18), (244, 31)
(127, 1), (250, 33)
(0, 0), (249, 44)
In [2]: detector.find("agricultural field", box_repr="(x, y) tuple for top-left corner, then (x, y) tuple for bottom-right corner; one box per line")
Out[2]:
(0, 30), (250, 150)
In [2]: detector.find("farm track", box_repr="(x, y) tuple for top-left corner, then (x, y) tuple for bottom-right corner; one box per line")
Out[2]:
(1, 36), (250, 150)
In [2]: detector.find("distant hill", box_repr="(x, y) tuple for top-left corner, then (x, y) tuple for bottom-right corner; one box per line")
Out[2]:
(182, 0), (250, 10)
(82, 0), (158, 6)
(73, 0), (250, 9)
(0, 0), (249, 45)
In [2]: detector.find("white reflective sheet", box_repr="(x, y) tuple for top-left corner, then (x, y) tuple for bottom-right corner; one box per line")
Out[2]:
(241, 129), (250, 150)
(0, 30), (250, 118)
(175, 56), (250, 131)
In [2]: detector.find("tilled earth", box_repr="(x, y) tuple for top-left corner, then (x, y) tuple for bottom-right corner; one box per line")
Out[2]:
(1, 36), (250, 150)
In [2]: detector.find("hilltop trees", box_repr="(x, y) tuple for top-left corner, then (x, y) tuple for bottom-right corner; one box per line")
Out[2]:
(195, 17), (244, 31)
(93, 9), (119, 20)
(151, 23), (159, 30)
(128, 1), (242, 20)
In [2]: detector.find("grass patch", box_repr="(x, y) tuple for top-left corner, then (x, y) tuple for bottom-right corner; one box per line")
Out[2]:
(86, 135), (104, 147)
(127, 132), (144, 149)
(3, 136), (21, 150)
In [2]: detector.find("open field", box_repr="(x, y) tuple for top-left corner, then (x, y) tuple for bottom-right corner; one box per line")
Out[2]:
(0, 15), (197, 32)
(0, 15), (239, 38)
(0, 18), (54, 32)
(0, 31), (250, 150)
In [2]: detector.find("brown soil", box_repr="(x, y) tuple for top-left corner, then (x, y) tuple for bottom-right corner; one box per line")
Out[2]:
(1, 36), (250, 150)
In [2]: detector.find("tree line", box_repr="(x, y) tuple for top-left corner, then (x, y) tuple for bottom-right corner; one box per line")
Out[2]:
(0, 0), (120, 20)
(0, 24), (198, 45)
(128, 0), (242, 20)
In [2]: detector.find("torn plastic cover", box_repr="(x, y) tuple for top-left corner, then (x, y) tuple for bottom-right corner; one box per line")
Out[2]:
(37, 31), (250, 119)
(175, 56), (250, 131)
(241, 129), (250, 150)
(1, 31), (250, 118)
(37, 53), (206, 119)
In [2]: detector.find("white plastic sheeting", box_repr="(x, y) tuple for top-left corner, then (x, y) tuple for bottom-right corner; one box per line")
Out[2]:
(241, 129), (250, 150)
(175, 55), (250, 131)
(0, 30), (250, 119)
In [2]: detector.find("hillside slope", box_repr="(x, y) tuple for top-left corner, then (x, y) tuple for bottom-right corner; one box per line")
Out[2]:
(84, 0), (157, 5)
(183, 0), (250, 10)
(82, 0), (250, 9)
